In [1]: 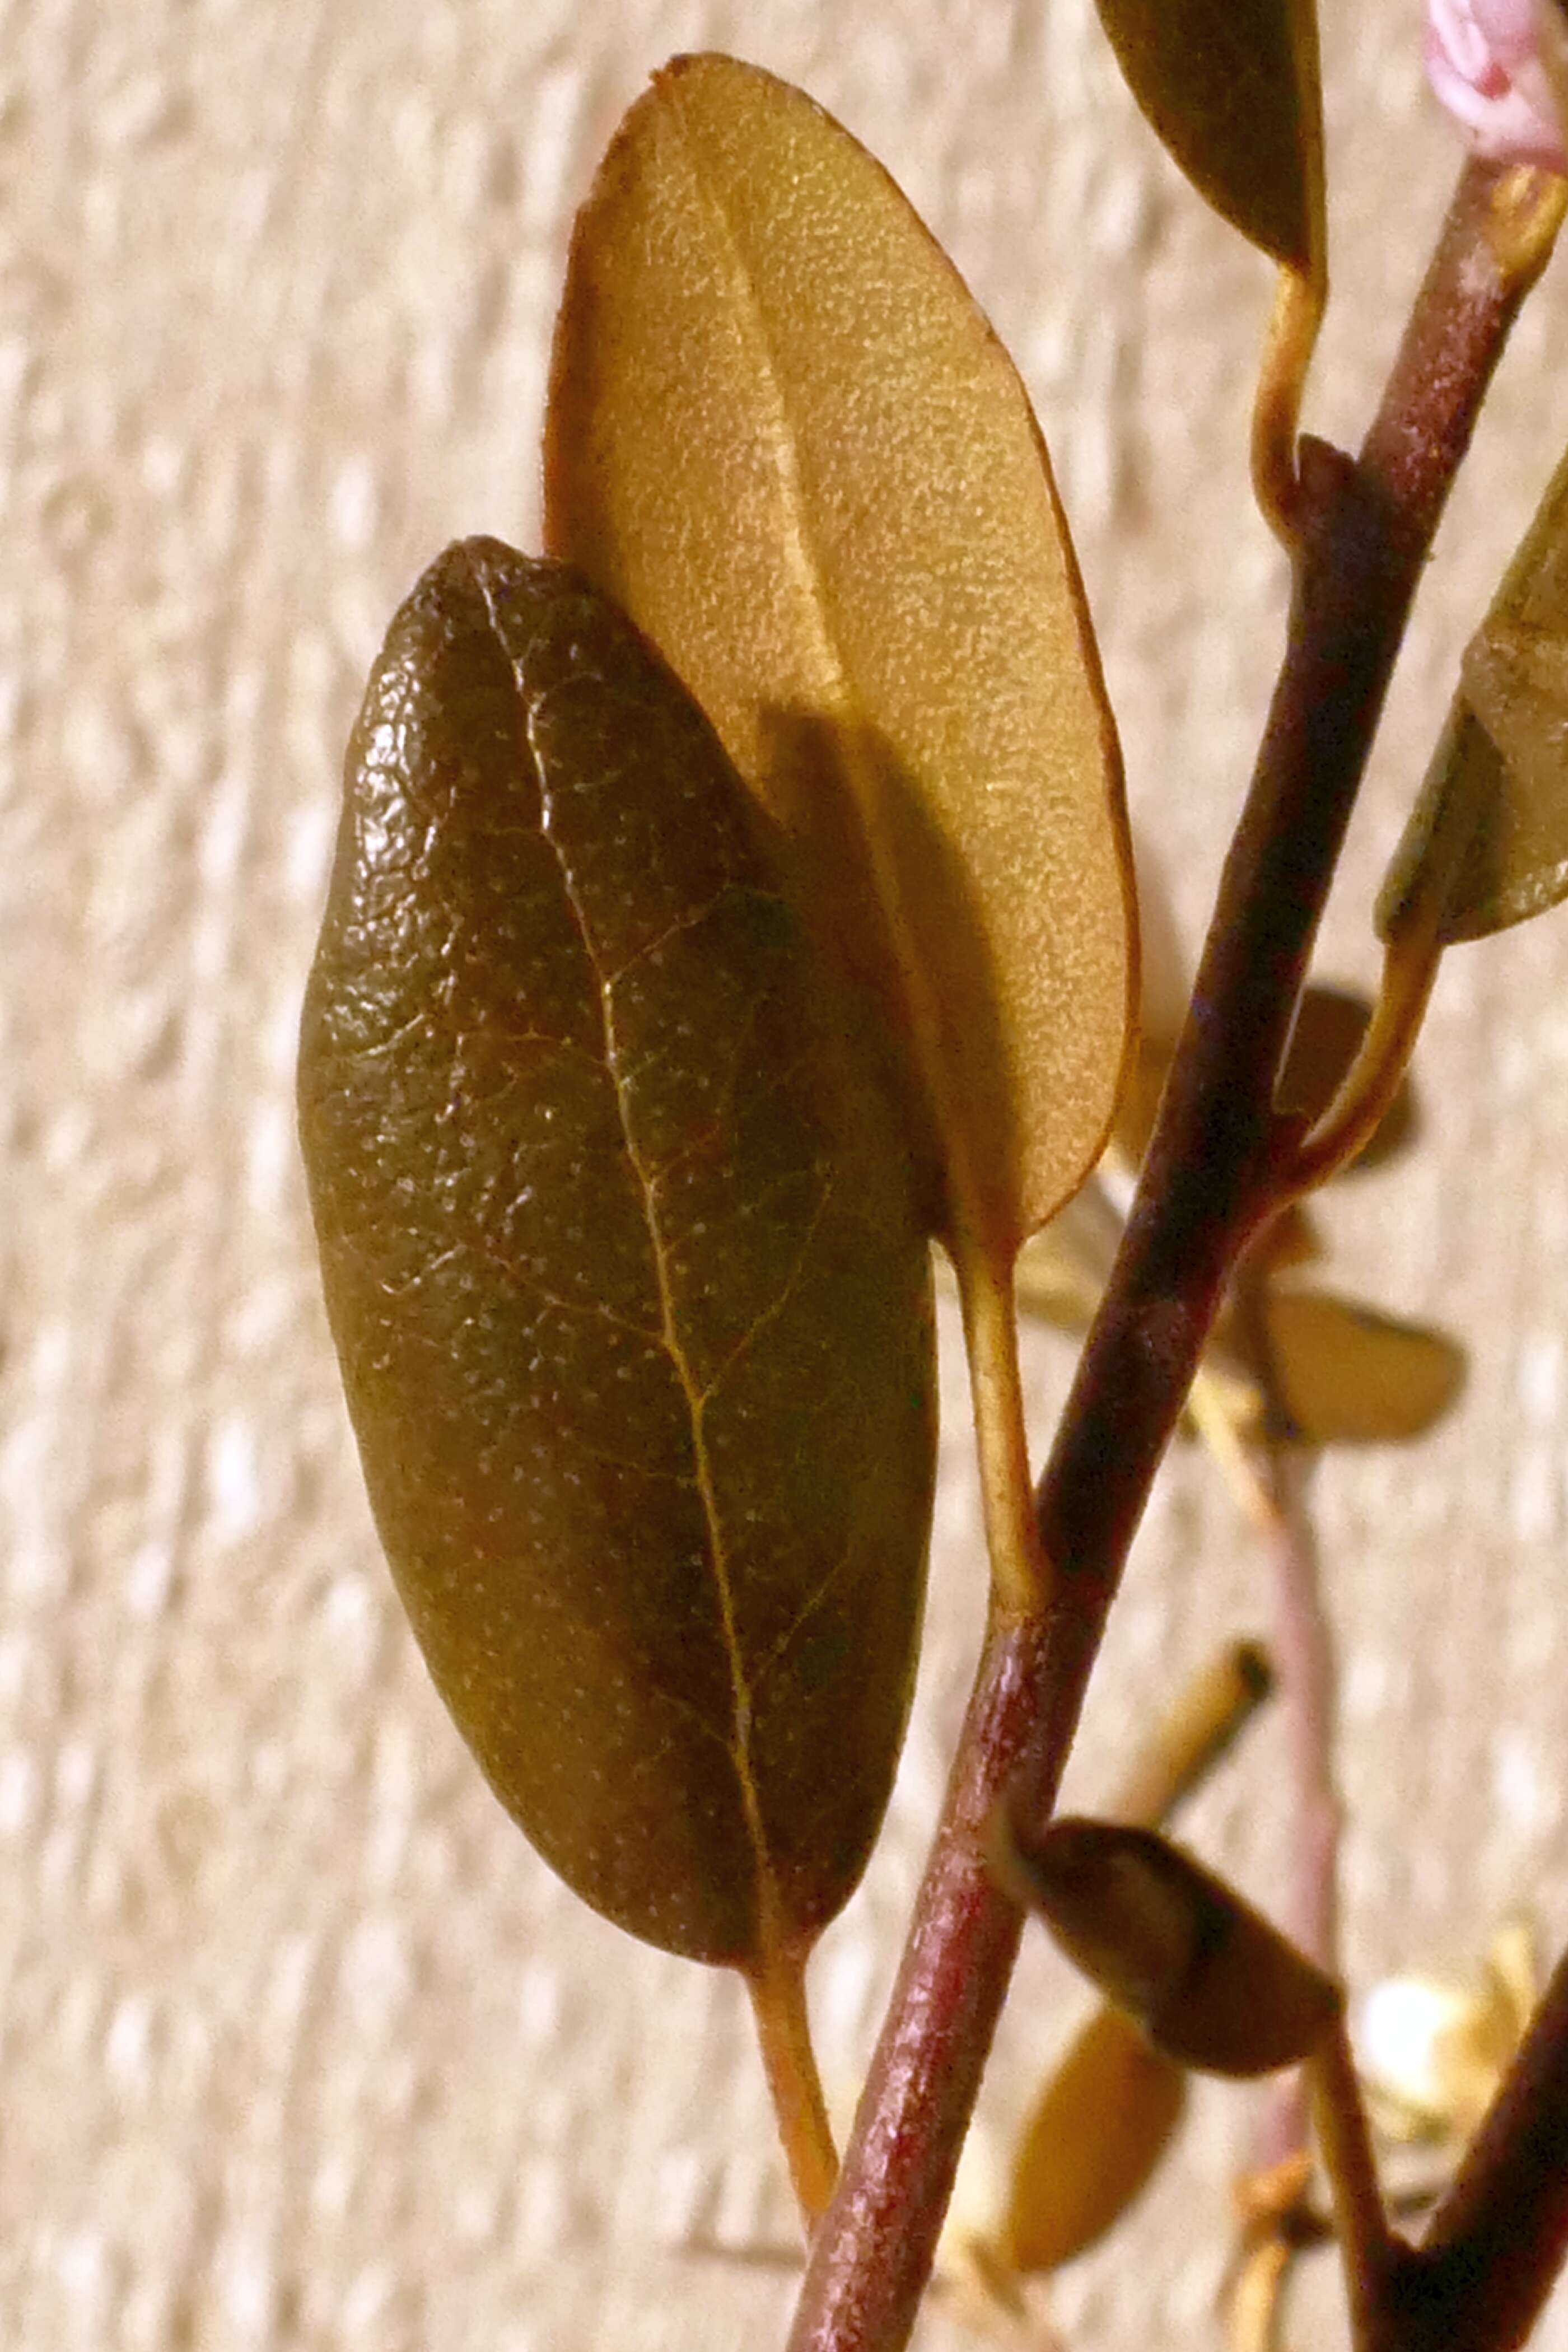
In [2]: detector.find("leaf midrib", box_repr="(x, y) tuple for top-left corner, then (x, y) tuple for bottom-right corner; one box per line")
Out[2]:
(474, 558), (780, 1956)
(661, 71), (987, 1249)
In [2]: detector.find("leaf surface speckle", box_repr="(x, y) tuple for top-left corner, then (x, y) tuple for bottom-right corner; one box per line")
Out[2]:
(298, 541), (936, 1970)
(546, 54), (1135, 1268)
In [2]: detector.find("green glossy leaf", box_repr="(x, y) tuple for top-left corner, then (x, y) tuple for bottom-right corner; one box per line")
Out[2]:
(1263, 1287), (1466, 1444)
(297, 540), (936, 1972)
(545, 54), (1135, 1269)
(1093, 0), (1325, 279)
(1001, 2005), (1187, 2274)
(1379, 440), (1568, 944)
(1002, 1816), (1341, 2078)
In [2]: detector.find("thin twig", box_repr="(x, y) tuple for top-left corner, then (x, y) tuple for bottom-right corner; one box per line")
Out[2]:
(954, 1236), (1050, 1617)
(1273, 930), (1443, 1199)
(1252, 265), (1324, 546)
(1108, 1636), (1274, 1830)
(1310, 2016), (1404, 2352)
(1187, 1362), (1277, 1529)
(1252, 1441), (1343, 2176)
(749, 1954), (839, 2227)
(785, 157), (1541, 2352)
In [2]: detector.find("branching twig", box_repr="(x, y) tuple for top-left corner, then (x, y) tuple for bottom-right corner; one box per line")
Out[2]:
(785, 157), (1543, 2352)
(1401, 1942), (1568, 2352)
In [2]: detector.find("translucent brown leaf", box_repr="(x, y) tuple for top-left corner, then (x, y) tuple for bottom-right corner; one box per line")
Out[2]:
(1262, 1287), (1466, 1444)
(1001, 1815), (1342, 2078)
(1093, 0), (1325, 280)
(297, 539), (936, 1973)
(544, 53), (1135, 1270)
(1001, 2005), (1187, 2274)
(1378, 440), (1568, 945)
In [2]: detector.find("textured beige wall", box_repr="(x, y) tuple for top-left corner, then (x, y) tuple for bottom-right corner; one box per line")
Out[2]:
(7, 2), (1568, 2347)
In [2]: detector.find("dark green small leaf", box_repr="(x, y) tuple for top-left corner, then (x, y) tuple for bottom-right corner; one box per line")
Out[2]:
(1379, 441), (1568, 945)
(1002, 2005), (1187, 2274)
(1093, 0), (1324, 278)
(298, 540), (936, 1972)
(1263, 1287), (1467, 1444)
(1001, 1815), (1342, 2078)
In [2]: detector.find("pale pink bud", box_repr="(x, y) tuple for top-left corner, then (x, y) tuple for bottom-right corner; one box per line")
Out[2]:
(1425, 0), (1568, 170)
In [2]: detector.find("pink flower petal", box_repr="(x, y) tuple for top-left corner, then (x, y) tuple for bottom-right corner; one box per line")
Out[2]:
(1472, 0), (1544, 70)
(1425, 0), (1568, 170)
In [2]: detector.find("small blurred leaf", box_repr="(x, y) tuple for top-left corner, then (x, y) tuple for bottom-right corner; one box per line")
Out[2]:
(1012, 1187), (1270, 1443)
(546, 54), (1136, 1268)
(1093, 0), (1325, 279)
(1379, 440), (1568, 944)
(1245, 1200), (1322, 1273)
(1106, 840), (1193, 1166)
(1262, 1287), (1466, 1444)
(1487, 1916), (1539, 2041)
(298, 541), (936, 1972)
(1001, 2005), (1187, 2274)
(1277, 983), (1418, 1169)
(1002, 1815), (1342, 2077)
(1014, 1179), (1125, 1334)
(1012, 1237), (1103, 1334)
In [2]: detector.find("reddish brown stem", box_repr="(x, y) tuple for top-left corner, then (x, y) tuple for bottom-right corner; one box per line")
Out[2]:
(779, 1601), (1070, 2340)
(785, 158), (1536, 2352)
(1398, 1942), (1568, 2352)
